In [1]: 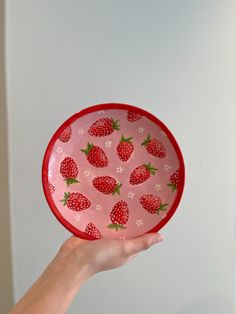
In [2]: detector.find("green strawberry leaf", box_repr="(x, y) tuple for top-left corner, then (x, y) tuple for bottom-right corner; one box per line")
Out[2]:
(112, 183), (123, 195)
(167, 183), (177, 192)
(60, 192), (70, 206)
(107, 223), (127, 230)
(145, 162), (158, 175)
(81, 142), (94, 155)
(157, 203), (168, 214)
(141, 133), (151, 146)
(65, 178), (79, 186)
(120, 134), (133, 143)
(111, 118), (120, 130)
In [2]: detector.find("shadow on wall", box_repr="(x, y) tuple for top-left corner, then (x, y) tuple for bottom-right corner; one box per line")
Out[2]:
(179, 294), (232, 314)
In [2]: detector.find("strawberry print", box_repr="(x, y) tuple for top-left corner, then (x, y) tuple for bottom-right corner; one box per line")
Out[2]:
(59, 126), (72, 143)
(81, 143), (108, 168)
(167, 169), (180, 191)
(117, 134), (134, 162)
(93, 176), (122, 195)
(60, 192), (91, 211)
(60, 157), (79, 186)
(140, 194), (168, 214)
(141, 134), (166, 158)
(84, 222), (102, 239)
(108, 200), (129, 231)
(127, 110), (142, 122)
(88, 117), (120, 137)
(44, 105), (185, 241)
(48, 183), (55, 194)
(129, 162), (157, 185)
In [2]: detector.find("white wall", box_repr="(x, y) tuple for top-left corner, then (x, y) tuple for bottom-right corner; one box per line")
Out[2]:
(0, 1), (14, 312)
(6, 1), (236, 313)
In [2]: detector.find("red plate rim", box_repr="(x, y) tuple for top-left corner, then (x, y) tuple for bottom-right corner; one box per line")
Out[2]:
(42, 103), (185, 240)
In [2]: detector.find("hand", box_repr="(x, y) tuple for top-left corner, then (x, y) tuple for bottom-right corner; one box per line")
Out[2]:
(11, 233), (163, 314)
(59, 233), (163, 277)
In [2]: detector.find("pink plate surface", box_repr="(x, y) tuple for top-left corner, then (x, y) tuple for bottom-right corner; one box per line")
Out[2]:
(42, 103), (185, 240)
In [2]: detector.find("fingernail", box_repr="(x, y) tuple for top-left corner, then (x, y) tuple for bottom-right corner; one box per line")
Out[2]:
(151, 234), (164, 245)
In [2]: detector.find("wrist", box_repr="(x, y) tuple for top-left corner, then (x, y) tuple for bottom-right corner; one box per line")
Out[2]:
(55, 247), (91, 292)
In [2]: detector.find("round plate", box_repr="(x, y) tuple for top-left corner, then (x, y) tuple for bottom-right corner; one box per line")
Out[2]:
(42, 103), (185, 240)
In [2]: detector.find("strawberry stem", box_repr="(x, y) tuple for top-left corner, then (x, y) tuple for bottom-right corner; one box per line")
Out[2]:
(167, 183), (177, 192)
(111, 118), (120, 131)
(157, 203), (168, 214)
(141, 133), (151, 146)
(107, 223), (126, 231)
(81, 142), (94, 155)
(65, 178), (79, 186)
(120, 134), (133, 143)
(144, 162), (158, 175)
(60, 192), (70, 206)
(112, 183), (122, 195)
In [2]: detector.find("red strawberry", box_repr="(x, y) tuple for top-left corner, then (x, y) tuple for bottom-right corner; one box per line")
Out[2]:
(60, 157), (79, 186)
(84, 222), (102, 239)
(59, 126), (72, 143)
(141, 134), (166, 158)
(127, 110), (142, 122)
(81, 143), (108, 167)
(167, 169), (180, 191)
(140, 194), (168, 214)
(60, 192), (91, 211)
(129, 162), (157, 185)
(117, 134), (134, 162)
(48, 183), (55, 194)
(88, 117), (120, 137)
(93, 176), (122, 195)
(108, 201), (129, 231)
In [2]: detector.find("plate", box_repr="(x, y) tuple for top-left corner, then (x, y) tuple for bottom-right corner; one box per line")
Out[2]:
(42, 103), (185, 240)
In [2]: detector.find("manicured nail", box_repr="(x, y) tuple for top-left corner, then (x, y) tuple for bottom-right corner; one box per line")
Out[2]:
(151, 234), (164, 245)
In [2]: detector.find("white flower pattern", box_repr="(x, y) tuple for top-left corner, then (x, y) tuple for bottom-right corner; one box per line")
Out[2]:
(95, 204), (102, 211)
(56, 147), (63, 153)
(160, 130), (167, 137)
(138, 127), (145, 134)
(78, 129), (84, 135)
(83, 170), (90, 177)
(116, 166), (124, 173)
(105, 140), (112, 147)
(164, 164), (172, 171)
(74, 214), (80, 222)
(128, 191), (135, 199)
(136, 219), (143, 227)
(154, 184), (162, 191)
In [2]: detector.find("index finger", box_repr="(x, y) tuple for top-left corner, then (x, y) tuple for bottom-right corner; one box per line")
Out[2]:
(122, 233), (163, 256)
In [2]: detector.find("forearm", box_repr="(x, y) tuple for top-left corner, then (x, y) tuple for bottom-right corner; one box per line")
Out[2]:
(10, 247), (90, 314)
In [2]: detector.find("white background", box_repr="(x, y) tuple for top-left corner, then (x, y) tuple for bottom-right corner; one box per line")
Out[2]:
(6, 1), (236, 313)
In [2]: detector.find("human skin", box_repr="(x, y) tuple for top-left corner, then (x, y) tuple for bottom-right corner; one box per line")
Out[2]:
(10, 233), (163, 314)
